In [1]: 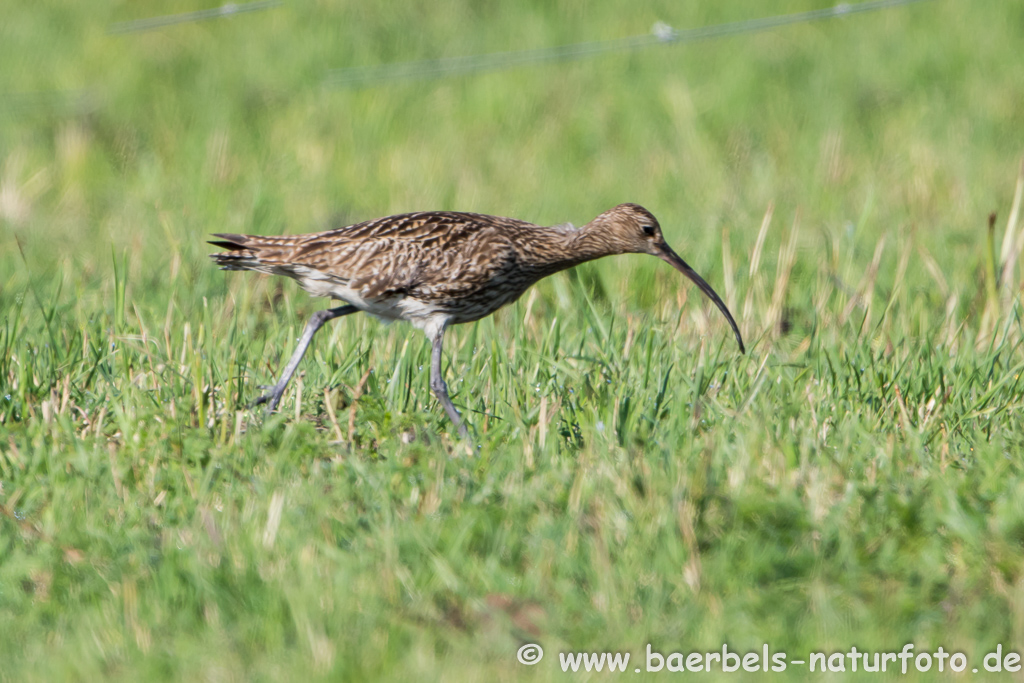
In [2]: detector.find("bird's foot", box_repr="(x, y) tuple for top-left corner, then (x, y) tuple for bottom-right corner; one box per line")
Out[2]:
(251, 385), (285, 413)
(449, 419), (474, 456)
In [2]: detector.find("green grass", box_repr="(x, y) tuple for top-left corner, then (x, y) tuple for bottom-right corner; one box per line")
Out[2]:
(3, 0), (1024, 680)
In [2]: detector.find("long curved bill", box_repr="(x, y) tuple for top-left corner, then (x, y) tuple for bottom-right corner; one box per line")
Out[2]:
(657, 245), (746, 353)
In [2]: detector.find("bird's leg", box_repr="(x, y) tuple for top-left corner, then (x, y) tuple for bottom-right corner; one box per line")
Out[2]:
(429, 325), (469, 439)
(254, 304), (359, 413)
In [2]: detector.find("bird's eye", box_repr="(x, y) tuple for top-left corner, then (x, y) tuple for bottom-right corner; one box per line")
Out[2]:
(642, 224), (656, 236)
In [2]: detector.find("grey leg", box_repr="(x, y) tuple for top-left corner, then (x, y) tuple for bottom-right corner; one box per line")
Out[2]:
(429, 325), (469, 438)
(254, 305), (358, 413)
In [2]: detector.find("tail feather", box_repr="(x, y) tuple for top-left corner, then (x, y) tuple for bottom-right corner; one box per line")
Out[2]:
(208, 232), (322, 277)
(208, 233), (250, 250)
(209, 233), (261, 271)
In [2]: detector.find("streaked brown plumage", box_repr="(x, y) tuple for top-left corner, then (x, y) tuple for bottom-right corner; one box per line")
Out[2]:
(210, 203), (744, 437)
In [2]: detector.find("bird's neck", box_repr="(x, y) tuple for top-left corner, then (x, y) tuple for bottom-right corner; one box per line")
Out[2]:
(517, 222), (616, 275)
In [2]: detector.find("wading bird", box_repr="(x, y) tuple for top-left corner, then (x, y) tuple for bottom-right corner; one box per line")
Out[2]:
(210, 203), (744, 437)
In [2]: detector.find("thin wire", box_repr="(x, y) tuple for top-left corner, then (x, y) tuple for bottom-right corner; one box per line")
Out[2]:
(108, 0), (281, 35)
(325, 0), (936, 88)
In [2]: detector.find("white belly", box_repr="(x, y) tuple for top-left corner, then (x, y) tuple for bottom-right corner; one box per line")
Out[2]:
(289, 265), (450, 339)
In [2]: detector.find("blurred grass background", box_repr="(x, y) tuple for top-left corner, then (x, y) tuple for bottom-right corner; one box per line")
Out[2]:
(2, 0), (1024, 680)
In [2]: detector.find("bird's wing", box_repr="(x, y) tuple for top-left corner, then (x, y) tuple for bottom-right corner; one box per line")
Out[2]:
(213, 211), (530, 301)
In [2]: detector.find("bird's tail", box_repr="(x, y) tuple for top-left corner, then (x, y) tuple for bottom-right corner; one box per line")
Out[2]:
(208, 233), (287, 272)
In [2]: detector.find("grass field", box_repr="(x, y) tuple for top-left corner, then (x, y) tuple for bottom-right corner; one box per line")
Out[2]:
(3, 0), (1024, 680)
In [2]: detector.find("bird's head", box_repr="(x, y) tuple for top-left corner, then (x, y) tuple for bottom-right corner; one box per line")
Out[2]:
(588, 203), (667, 255)
(592, 203), (746, 353)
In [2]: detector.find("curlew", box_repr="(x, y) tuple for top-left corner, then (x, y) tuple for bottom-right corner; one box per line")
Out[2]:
(210, 203), (744, 437)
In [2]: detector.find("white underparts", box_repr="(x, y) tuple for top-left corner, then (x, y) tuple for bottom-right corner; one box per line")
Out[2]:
(285, 265), (451, 339)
